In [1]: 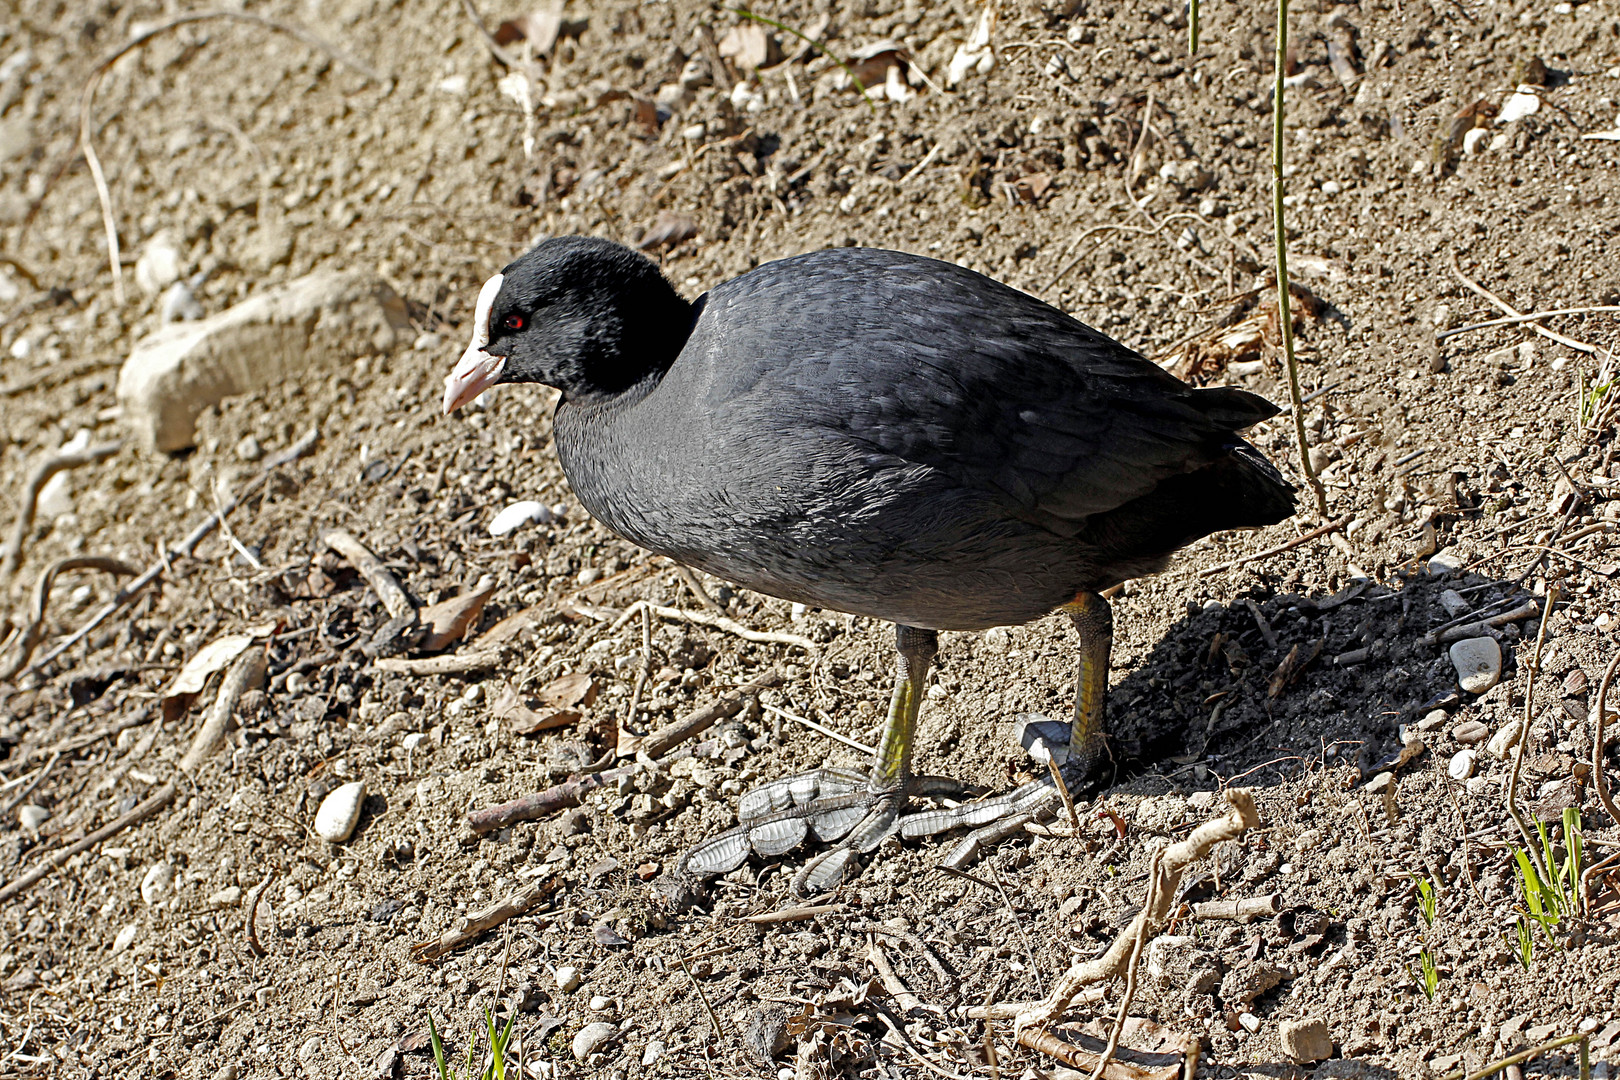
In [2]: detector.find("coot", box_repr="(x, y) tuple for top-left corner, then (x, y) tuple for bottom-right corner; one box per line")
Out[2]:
(444, 236), (1294, 895)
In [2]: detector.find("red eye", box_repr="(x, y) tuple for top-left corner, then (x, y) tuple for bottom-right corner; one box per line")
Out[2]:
(503, 314), (525, 331)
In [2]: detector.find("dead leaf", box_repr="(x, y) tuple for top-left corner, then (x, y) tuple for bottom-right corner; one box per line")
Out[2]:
(846, 41), (909, 87)
(473, 604), (554, 650)
(162, 632), (271, 723)
(630, 95), (660, 132)
(540, 671), (598, 709)
(418, 576), (496, 652)
(637, 210), (698, 251)
(491, 684), (578, 736)
(495, 8), (562, 55)
(1267, 639), (1323, 700)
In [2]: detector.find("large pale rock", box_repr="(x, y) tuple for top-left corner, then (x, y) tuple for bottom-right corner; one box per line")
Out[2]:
(117, 271), (410, 452)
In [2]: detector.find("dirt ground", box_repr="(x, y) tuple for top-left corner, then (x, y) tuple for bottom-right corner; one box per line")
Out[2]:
(2, 0), (1619, 1075)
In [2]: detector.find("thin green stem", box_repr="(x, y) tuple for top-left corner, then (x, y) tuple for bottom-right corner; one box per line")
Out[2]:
(1272, 0), (1328, 518)
(731, 8), (877, 114)
(1189, 0), (1200, 54)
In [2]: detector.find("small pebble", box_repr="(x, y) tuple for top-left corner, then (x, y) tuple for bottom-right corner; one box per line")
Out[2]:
(111, 924), (140, 954)
(1238, 1012), (1261, 1033)
(402, 732), (428, 750)
(1279, 1017), (1333, 1064)
(555, 966), (583, 993)
(210, 885), (243, 908)
(1416, 709), (1448, 732)
(1498, 88), (1541, 124)
(17, 804), (49, 832)
(1449, 637), (1502, 694)
(1438, 589), (1470, 617)
(1427, 550), (1463, 576)
(1487, 720), (1524, 759)
(488, 500), (554, 536)
(314, 781), (367, 843)
(140, 862), (175, 904)
(1448, 749), (1476, 780)
(235, 435), (263, 462)
(589, 994), (612, 1011)
(1452, 720), (1489, 744)
(572, 1021), (617, 1061)
(642, 1040), (666, 1066)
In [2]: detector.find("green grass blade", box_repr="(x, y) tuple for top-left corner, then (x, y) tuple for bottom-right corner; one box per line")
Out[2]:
(429, 1014), (454, 1080)
(1189, 0), (1200, 54)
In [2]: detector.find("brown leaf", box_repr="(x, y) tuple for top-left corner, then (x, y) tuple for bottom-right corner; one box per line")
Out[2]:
(846, 41), (908, 87)
(540, 671), (598, 708)
(1267, 639), (1323, 699)
(491, 684), (579, 736)
(418, 576), (496, 652)
(630, 96), (660, 132)
(495, 9), (562, 55)
(473, 604), (554, 650)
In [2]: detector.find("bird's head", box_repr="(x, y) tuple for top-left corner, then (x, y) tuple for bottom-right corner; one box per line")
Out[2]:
(442, 236), (691, 413)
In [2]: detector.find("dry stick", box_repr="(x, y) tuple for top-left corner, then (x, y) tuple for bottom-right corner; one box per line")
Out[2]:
(1438, 1032), (1588, 1080)
(969, 790), (1260, 1028)
(1196, 516), (1350, 578)
(645, 602), (814, 650)
(0, 781), (176, 902)
(1271, 0), (1327, 519)
(1505, 589), (1559, 880)
(740, 903), (845, 924)
(79, 13), (381, 306)
(468, 671), (781, 831)
(178, 647), (267, 772)
(411, 879), (556, 961)
(1594, 651), (1620, 828)
(1190, 893), (1280, 920)
(1436, 305), (1620, 342)
(321, 530), (412, 619)
(246, 872), (278, 958)
(1450, 255), (1598, 356)
(1047, 757), (1082, 832)
(1090, 847), (1164, 1080)
(373, 650), (501, 676)
(1, 440), (122, 578)
(27, 430), (318, 675)
(762, 701), (877, 756)
(1015, 1028), (1181, 1080)
(679, 956), (726, 1044)
(866, 938), (926, 1014)
(0, 555), (138, 681)
(673, 563), (727, 615)
(0, 752), (61, 817)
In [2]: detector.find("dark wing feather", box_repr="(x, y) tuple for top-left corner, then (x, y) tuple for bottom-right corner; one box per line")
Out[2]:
(698, 248), (1278, 529)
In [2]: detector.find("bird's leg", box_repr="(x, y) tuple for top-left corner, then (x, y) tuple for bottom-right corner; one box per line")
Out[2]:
(901, 592), (1115, 866)
(676, 625), (966, 894)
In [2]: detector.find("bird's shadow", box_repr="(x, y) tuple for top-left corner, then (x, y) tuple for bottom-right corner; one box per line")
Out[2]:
(1096, 565), (1532, 792)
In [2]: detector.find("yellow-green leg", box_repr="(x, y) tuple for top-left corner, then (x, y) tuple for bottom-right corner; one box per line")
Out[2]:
(869, 625), (938, 788)
(1059, 592), (1113, 778)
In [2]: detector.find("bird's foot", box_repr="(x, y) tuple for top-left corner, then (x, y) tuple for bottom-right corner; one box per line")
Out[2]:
(675, 768), (971, 897)
(673, 729), (1099, 897)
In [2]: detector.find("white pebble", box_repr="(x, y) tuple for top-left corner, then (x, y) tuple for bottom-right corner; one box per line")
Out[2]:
(17, 805), (48, 833)
(555, 965), (583, 993)
(111, 924), (141, 954)
(314, 781), (367, 843)
(1487, 719), (1524, 759)
(210, 885), (243, 908)
(589, 994), (612, 1011)
(1449, 637), (1502, 694)
(1427, 550), (1462, 576)
(488, 500), (554, 536)
(642, 1040), (666, 1066)
(1462, 128), (1488, 155)
(1448, 749), (1476, 780)
(572, 1021), (617, 1061)
(1498, 88), (1541, 124)
(401, 732), (427, 750)
(1239, 1012), (1261, 1033)
(140, 862), (175, 904)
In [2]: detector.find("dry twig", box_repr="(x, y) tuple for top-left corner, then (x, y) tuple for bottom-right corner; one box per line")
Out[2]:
(0, 781), (177, 902)
(1, 440), (122, 578)
(1197, 515), (1350, 578)
(968, 790), (1260, 1030)
(373, 650), (500, 675)
(412, 879), (557, 961)
(25, 430), (318, 675)
(0, 555), (137, 680)
(178, 647), (267, 772)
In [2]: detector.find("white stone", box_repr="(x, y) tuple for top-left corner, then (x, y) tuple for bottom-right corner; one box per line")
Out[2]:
(1438, 589), (1470, 617)
(111, 923), (140, 955)
(488, 500), (554, 536)
(1489, 132), (1510, 152)
(1487, 719), (1524, 759)
(401, 732), (428, 750)
(1450, 637), (1503, 694)
(1448, 749), (1475, 780)
(117, 271), (411, 452)
(555, 965), (583, 993)
(314, 781), (367, 843)
(140, 862), (175, 904)
(641, 1040), (666, 1066)
(210, 885), (243, 907)
(134, 232), (185, 297)
(1498, 87), (1542, 124)
(1238, 1011), (1261, 1033)
(589, 994), (612, 1011)
(572, 1021), (617, 1061)
(16, 805), (49, 832)
(1462, 127), (1488, 155)
(1427, 550), (1463, 576)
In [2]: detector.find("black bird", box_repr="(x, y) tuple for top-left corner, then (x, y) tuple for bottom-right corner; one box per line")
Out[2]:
(443, 237), (1294, 895)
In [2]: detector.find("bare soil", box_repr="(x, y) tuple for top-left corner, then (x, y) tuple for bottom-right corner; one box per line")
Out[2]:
(2, 0), (1619, 1077)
